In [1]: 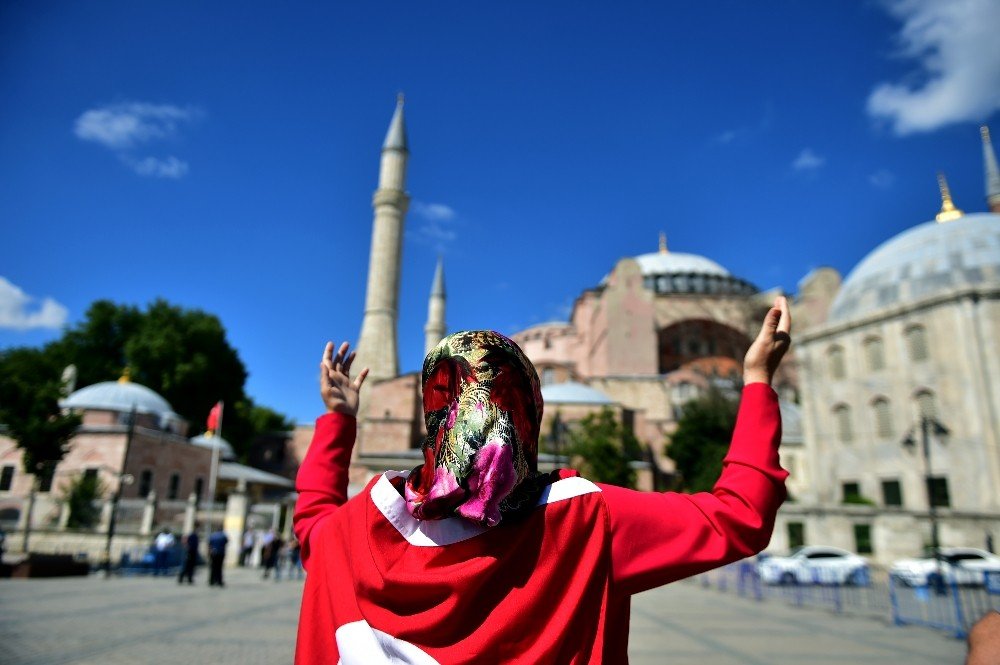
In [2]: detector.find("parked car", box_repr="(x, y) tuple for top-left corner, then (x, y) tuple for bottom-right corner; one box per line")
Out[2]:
(889, 547), (1000, 587)
(758, 546), (870, 585)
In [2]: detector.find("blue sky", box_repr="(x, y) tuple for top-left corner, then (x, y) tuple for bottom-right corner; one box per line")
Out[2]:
(2, 1), (999, 424)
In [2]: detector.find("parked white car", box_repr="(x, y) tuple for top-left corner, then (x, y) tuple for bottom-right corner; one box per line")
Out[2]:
(758, 546), (870, 585)
(889, 547), (1000, 587)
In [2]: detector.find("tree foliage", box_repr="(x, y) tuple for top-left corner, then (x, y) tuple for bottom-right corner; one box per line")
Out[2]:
(5, 299), (291, 461)
(0, 347), (81, 475)
(62, 472), (106, 528)
(666, 389), (739, 492)
(566, 408), (642, 488)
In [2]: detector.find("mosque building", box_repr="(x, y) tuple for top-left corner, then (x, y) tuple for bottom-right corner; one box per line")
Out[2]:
(0, 371), (292, 563)
(777, 128), (1000, 564)
(305, 99), (1000, 566)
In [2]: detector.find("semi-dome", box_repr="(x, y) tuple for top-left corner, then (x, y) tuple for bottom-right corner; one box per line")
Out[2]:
(829, 213), (1000, 323)
(62, 379), (175, 418)
(541, 381), (614, 405)
(190, 433), (236, 461)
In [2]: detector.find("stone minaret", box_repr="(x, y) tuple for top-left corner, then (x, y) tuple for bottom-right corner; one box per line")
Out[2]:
(982, 126), (1000, 213)
(424, 257), (447, 355)
(355, 95), (410, 382)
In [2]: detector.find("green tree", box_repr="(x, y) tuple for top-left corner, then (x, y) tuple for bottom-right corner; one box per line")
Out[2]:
(44, 299), (290, 457)
(62, 472), (106, 528)
(0, 348), (82, 474)
(566, 408), (642, 488)
(0, 348), (82, 549)
(666, 389), (738, 492)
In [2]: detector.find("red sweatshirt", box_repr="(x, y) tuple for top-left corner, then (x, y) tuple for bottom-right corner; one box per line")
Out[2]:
(294, 383), (786, 664)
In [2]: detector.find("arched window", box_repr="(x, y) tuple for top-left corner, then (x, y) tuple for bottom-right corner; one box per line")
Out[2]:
(828, 346), (846, 379)
(915, 390), (938, 420)
(905, 325), (929, 362)
(872, 397), (893, 438)
(833, 404), (853, 443)
(864, 337), (885, 371)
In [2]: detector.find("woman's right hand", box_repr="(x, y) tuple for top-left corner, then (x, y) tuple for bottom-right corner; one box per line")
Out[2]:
(320, 341), (369, 416)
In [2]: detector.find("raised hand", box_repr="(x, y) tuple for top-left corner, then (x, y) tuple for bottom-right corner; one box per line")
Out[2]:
(743, 296), (792, 386)
(320, 341), (369, 416)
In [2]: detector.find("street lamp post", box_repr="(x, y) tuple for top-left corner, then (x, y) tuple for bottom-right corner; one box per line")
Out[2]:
(902, 414), (950, 591)
(104, 405), (137, 578)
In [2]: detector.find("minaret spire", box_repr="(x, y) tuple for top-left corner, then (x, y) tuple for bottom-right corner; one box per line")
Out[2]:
(935, 172), (964, 223)
(982, 126), (1000, 213)
(424, 257), (447, 355)
(355, 96), (411, 383)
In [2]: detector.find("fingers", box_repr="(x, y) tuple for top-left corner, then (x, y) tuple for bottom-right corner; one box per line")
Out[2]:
(342, 350), (357, 375)
(320, 342), (334, 388)
(353, 367), (370, 391)
(775, 296), (791, 335)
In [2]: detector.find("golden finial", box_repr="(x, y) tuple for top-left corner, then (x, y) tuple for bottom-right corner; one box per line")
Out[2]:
(118, 367), (131, 384)
(935, 172), (964, 222)
(659, 232), (669, 254)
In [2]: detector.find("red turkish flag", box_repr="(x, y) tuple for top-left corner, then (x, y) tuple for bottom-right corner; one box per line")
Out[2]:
(206, 401), (223, 434)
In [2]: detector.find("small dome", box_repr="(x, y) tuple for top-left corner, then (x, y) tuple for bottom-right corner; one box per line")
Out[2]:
(633, 251), (731, 278)
(542, 381), (614, 405)
(829, 213), (1000, 323)
(62, 380), (175, 418)
(190, 433), (236, 461)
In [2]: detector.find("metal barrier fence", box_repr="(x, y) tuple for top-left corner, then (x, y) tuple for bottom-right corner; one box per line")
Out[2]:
(694, 561), (1000, 640)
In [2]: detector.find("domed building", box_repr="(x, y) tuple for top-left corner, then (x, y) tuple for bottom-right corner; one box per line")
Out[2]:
(512, 234), (794, 480)
(785, 129), (1000, 564)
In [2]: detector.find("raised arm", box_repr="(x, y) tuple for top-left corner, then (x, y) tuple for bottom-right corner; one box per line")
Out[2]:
(602, 297), (792, 595)
(293, 342), (368, 565)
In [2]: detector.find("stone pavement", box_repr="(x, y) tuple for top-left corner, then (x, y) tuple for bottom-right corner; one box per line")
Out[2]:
(0, 568), (968, 664)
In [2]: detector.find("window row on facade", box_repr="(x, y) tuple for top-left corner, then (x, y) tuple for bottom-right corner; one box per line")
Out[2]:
(826, 325), (929, 379)
(0, 463), (204, 501)
(831, 390), (937, 443)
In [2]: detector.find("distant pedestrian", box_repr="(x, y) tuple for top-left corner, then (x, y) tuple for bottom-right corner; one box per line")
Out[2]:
(263, 532), (284, 580)
(153, 528), (175, 576)
(287, 537), (303, 580)
(177, 527), (199, 585)
(239, 529), (254, 566)
(208, 527), (228, 587)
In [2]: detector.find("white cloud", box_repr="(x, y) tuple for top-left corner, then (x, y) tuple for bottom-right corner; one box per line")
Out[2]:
(0, 277), (68, 331)
(867, 0), (1000, 135)
(411, 201), (459, 252)
(869, 169), (896, 188)
(127, 156), (190, 179)
(792, 148), (825, 171)
(74, 102), (200, 150)
(413, 202), (456, 221)
(74, 101), (201, 177)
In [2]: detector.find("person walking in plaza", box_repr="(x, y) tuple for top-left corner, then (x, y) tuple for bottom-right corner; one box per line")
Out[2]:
(262, 531), (284, 580)
(239, 529), (255, 566)
(287, 536), (304, 580)
(152, 528), (175, 576)
(177, 526), (199, 585)
(294, 298), (791, 663)
(207, 526), (228, 588)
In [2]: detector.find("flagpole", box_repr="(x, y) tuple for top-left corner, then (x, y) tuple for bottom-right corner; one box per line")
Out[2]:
(206, 401), (223, 526)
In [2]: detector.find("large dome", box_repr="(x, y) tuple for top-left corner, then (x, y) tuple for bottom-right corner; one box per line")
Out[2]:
(829, 213), (1000, 323)
(633, 251), (730, 278)
(62, 379), (175, 418)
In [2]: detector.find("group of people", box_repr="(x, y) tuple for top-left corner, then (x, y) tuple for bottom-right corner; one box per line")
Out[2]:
(239, 528), (303, 581)
(146, 525), (230, 586)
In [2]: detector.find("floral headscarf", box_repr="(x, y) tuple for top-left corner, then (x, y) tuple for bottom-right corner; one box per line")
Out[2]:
(404, 330), (548, 527)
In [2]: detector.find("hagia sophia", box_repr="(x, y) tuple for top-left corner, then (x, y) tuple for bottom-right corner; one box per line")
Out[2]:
(2, 99), (999, 567)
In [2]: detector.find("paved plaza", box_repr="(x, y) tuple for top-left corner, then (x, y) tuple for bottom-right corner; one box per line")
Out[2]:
(0, 567), (968, 664)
